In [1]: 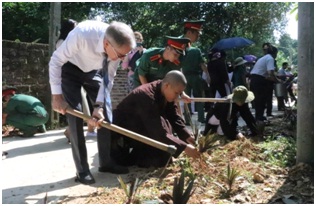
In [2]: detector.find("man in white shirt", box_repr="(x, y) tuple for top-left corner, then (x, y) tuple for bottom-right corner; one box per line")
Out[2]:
(49, 20), (136, 185)
(250, 44), (280, 121)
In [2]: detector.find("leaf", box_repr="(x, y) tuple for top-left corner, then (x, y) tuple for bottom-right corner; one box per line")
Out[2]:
(182, 178), (195, 203)
(198, 132), (220, 153)
(172, 177), (181, 203)
(117, 176), (129, 197)
(172, 170), (195, 204)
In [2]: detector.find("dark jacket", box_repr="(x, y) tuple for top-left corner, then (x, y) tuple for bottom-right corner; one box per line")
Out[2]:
(112, 80), (191, 167)
(205, 102), (257, 140)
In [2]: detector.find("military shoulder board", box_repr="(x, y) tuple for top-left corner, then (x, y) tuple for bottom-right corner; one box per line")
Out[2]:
(150, 54), (161, 62)
(173, 59), (180, 65)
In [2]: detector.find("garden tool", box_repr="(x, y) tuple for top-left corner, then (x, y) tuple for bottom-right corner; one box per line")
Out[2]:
(66, 108), (177, 155)
(186, 97), (231, 103)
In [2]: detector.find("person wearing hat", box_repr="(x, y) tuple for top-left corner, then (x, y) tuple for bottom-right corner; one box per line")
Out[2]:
(133, 36), (190, 88)
(98, 70), (200, 168)
(203, 86), (258, 140)
(2, 88), (49, 137)
(181, 19), (211, 124)
(232, 57), (248, 89)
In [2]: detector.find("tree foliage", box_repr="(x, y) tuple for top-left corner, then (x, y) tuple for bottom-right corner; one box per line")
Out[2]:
(2, 2), (295, 61)
(2, 2), (50, 43)
(277, 34), (298, 67)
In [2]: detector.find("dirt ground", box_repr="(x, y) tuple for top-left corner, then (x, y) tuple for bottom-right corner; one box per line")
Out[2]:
(58, 115), (313, 204)
(2, 106), (313, 204)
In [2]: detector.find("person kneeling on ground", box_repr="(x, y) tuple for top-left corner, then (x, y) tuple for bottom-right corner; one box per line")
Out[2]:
(95, 71), (200, 168)
(2, 88), (49, 137)
(203, 86), (258, 140)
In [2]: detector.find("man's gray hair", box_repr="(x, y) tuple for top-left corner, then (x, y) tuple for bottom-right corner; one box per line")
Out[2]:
(105, 21), (136, 49)
(163, 70), (187, 87)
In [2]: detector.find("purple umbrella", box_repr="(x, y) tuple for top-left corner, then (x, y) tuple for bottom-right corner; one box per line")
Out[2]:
(243, 54), (257, 63)
(211, 37), (255, 51)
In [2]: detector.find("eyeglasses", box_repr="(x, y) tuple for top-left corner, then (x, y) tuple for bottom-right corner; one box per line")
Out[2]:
(108, 41), (128, 59)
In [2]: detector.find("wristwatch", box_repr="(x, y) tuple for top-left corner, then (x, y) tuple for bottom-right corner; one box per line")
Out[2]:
(93, 103), (103, 109)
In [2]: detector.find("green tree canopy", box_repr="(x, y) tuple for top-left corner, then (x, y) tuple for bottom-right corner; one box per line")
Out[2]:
(2, 2), (295, 61)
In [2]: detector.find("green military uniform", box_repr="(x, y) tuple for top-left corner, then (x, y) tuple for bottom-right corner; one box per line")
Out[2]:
(181, 46), (206, 123)
(133, 48), (181, 88)
(133, 36), (190, 88)
(3, 94), (49, 136)
(181, 19), (206, 123)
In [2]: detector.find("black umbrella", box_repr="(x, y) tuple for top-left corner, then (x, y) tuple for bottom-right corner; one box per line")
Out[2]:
(211, 37), (255, 51)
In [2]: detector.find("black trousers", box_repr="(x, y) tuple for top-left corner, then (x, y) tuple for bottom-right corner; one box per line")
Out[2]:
(250, 74), (268, 121)
(61, 62), (111, 173)
(265, 80), (274, 115)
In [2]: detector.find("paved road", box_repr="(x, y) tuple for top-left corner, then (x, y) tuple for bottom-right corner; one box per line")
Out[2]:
(2, 128), (141, 204)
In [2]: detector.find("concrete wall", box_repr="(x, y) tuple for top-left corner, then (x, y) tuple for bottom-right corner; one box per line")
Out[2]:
(2, 40), (129, 122)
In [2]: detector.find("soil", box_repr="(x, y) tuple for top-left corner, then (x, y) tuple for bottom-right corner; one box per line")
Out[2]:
(57, 115), (314, 204)
(3, 114), (313, 204)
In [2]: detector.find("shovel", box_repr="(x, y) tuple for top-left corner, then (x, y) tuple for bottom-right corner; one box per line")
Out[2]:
(184, 97), (230, 103)
(178, 97), (233, 121)
(66, 108), (177, 155)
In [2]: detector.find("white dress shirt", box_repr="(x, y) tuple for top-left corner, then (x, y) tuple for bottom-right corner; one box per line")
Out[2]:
(250, 54), (275, 77)
(49, 20), (120, 104)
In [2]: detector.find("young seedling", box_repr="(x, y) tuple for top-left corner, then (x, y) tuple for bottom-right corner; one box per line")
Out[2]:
(160, 170), (195, 204)
(225, 163), (240, 193)
(117, 176), (143, 204)
(197, 130), (221, 168)
(198, 130), (220, 153)
(173, 170), (195, 204)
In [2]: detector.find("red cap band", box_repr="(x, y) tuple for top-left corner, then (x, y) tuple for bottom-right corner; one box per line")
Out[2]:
(2, 89), (16, 97)
(167, 39), (186, 51)
(184, 22), (202, 30)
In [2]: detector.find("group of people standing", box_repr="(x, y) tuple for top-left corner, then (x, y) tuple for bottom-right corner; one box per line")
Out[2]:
(203, 41), (297, 141)
(3, 17), (289, 186)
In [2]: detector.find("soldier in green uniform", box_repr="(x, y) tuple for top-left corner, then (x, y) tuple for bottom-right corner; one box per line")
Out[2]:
(181, 20), (210, 124)
(133, 36), (191, 88)
(2, 88), (49, 137)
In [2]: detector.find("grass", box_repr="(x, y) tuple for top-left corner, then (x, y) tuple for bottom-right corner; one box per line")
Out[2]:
(258, 135), (297, 167)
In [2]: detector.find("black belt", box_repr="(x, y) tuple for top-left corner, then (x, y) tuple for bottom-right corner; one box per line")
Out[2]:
(251, 74), (265, 79)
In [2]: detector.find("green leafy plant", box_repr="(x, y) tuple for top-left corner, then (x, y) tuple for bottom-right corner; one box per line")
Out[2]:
(225, 163), (240, 192)
(198, 131), (220, 153)
(179, 157), (195, 180)
(160, 170), (195, 204)
(172, 170), (195, 204)
(117, 176), (143, 204)
(193, 120), (201, 142)
(259, 136), (296, 167)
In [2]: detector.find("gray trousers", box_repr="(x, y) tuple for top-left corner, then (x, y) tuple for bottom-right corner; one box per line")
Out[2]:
(61, 62), (111, 173)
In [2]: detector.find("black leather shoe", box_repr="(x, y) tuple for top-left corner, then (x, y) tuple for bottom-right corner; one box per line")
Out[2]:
(75, 172), (95, 185)
(99, 164), (129, 174)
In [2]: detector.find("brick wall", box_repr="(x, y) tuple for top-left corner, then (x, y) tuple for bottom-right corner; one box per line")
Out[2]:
(2, 40), (129, 123)
(2, 40), (51, 108)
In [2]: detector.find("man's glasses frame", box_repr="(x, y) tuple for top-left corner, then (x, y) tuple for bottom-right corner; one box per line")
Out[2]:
(108, 41), (129, 59)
